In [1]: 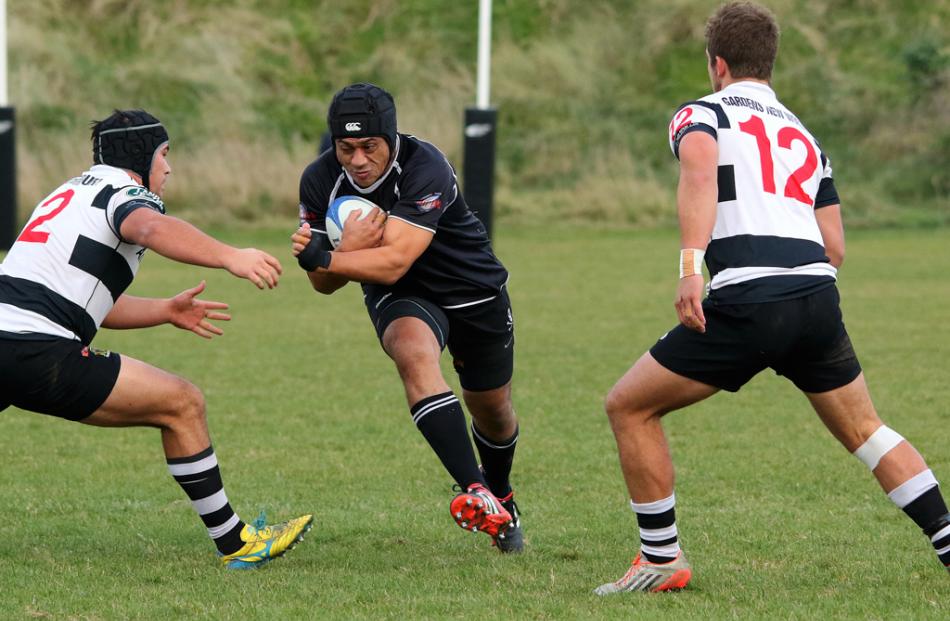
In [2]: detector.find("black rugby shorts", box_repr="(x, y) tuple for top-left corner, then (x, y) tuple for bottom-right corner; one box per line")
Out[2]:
(365, 288), (515, 392)
(0, 337), (121, 421)
(650, 284), (861, 393)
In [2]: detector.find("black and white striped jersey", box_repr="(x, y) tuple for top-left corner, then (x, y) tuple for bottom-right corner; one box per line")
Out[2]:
(0, 165), (165, 344)
(298, 133), (509, 309)
(669, 81), (840, 304)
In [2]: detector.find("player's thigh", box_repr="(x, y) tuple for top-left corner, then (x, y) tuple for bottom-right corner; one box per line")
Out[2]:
(606, 351), (719, 418)
(83, 354), (203, 429)
(804, 372), (882, 451)
(0, 338), (121, 422)
(382, 316), (444, 369)
(446, 290), (514, 393)
(368, 295), (451, 398)
(373, 297), (447, 365)
(366, 292), (449, 353)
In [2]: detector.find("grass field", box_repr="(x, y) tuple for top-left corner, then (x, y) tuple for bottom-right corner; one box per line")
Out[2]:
(1, 226), (948, 619)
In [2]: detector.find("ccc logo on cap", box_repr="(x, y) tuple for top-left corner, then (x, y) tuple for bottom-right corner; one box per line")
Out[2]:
(345, 122), (362, 131)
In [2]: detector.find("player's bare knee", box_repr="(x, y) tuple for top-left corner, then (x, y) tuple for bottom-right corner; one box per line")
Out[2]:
(828, 413), (885, 453)
(166, 380), (207, 427)
(606, 388), (660, 428)
(391, 343), (438, 376)
(485, 400), (515, 423)
(605, 388), (636, 422)
(471, 401), (515, 434)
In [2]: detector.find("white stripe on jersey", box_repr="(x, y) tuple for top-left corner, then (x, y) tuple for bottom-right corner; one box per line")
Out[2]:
(710, 262), (837, 291)
(0, 303), (78, 340)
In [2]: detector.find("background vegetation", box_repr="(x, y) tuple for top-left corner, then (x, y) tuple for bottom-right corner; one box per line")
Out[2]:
(9, 0), (948, 228)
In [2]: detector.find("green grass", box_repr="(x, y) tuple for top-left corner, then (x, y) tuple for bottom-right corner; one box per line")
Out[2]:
(1, 226), (949, 619)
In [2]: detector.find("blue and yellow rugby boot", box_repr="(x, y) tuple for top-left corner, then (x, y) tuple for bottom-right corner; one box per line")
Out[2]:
(219, 512), (314, 569)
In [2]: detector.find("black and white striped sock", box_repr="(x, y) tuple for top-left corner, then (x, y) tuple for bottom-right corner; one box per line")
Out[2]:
(632, 493), (680, 564)
(926, 515), (950, 568)
(410, 391), (484, 489)
(887, 470), (950, 567)
(167, 446), (246, 555)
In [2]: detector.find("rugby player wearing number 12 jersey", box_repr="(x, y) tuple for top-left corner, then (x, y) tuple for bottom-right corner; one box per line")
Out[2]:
(0, 110), (312, 568)
(595, 2), (949, 594)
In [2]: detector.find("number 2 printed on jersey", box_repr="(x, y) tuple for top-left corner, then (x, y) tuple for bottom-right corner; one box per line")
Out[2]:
(17, 189), (75, 243)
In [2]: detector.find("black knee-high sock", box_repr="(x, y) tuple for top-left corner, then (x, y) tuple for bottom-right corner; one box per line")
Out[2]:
(167, 446), (246, 555)
(410, 392), (485, 489)
(472, 423), (518, 499)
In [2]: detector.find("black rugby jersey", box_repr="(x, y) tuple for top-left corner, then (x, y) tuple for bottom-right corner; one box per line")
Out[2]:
(298, 133), (508, 308)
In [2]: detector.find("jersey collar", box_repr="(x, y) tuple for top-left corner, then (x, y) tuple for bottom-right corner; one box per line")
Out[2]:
(88, 164), (140, 186)
(724, 80), (775, 97)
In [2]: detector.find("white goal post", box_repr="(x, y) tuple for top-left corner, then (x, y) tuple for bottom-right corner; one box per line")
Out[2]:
(1, 0), (7, 106)
(463, 0), (498, 237)
(476, 0), (491, 109)
(1, 0), (16, 250)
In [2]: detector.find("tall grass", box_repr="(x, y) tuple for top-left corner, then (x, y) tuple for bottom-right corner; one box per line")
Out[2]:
(9, 0), (949, 227)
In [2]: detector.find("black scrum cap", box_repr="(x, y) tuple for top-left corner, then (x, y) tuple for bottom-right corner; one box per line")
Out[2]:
(327, 83), (397, 149)
(91, 109), (169, 190)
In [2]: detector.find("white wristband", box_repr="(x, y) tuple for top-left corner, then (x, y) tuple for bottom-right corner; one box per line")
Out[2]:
(679, 248), (705, 278)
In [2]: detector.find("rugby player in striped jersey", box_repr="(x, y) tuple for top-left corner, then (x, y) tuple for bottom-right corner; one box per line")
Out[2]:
(0, 110), (312, 569)
(595, 2), (949, 594)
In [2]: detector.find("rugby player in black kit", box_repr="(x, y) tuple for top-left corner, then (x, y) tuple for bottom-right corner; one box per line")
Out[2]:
(291, 83), (523, 552)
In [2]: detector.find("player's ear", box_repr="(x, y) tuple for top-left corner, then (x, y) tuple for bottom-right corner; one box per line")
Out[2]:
(714, 55), (729, 78)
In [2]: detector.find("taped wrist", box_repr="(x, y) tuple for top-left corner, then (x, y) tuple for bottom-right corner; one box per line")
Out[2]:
(679, 248), (705, 278)
(297, 237), (332, 272)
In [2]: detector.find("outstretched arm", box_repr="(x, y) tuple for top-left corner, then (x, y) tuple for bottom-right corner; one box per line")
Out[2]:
(102, 281), (231, 338)
(119, 208), (283, 289)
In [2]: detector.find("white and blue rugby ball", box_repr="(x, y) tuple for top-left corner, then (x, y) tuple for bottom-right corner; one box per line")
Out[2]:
(326, 196), (379, 249)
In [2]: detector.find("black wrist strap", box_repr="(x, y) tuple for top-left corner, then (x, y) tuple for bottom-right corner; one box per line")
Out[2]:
(297, 237), (332, 272)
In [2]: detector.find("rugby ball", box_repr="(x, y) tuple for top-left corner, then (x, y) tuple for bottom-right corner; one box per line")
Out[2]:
(326, 196), (378, 249)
